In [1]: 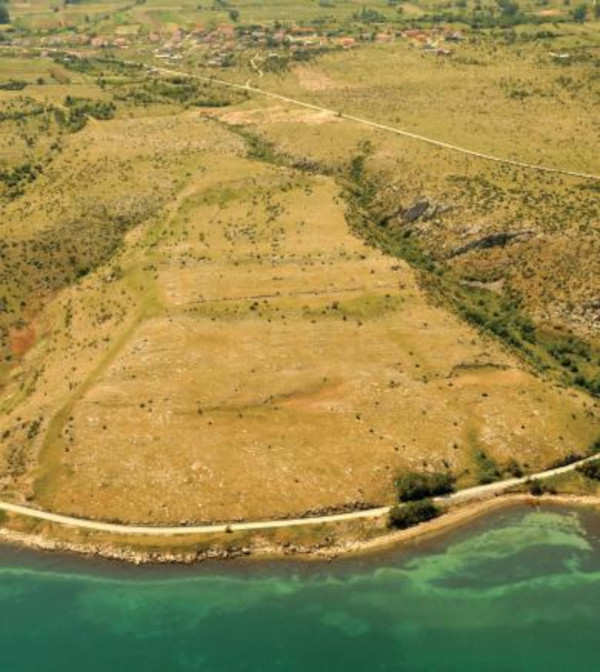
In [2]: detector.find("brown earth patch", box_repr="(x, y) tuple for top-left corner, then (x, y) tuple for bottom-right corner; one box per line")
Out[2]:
(219, 105), (340, 126)
(295, 67), (337, 92)
(9, 324), (36, 357)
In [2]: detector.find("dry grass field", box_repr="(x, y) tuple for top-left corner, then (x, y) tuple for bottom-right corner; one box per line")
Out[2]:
(0, 6), (598, 529)
(244, 39), (599, 338)
(0, 98), (597, 523)
(215, 35), (599, 396)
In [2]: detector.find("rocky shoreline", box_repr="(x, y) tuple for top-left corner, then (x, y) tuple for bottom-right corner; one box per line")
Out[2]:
(1, 493), (598, 566)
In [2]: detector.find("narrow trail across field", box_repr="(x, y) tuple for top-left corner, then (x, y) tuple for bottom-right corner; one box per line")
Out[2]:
(0, 455), (597, 536)
(146, 63), (600, 182)
(1, 45), (598, 180)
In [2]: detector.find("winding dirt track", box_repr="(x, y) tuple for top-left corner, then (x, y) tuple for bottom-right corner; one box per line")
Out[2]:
(0, 456), (596, 536)
(146, 63), (600, 182)
(0, 49), (597, 537)
(1, 45), (598, 180)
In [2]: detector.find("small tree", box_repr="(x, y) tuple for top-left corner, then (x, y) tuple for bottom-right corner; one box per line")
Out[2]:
(0, 4), (10, 24)
(528, 479), (545, 496)
(572, 3), (588, 21)
(577, 460), (600, 481)
(497, 0), (520, 16)
(389, 499), (441, 529)
(395, 471), (455, 502)
(349, 154), (365, 182)
(528, 479), (556, 497)
(504, 458), (524, 478)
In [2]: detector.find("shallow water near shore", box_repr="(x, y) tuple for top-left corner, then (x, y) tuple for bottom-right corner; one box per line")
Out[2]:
(1, 504), (599, 671)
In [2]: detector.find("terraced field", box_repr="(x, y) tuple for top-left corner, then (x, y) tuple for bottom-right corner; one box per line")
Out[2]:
(0, 97), (597, 524)
(0, 1), (598, 534)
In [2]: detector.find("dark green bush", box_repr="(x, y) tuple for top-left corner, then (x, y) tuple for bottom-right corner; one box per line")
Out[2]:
(475, 451), (501, 484)
(504, 458), (524, 478)
(389, 499), (441, 529)
(0, 80), (26, 91)
(395, 471), (455, 502)
(65, 96), (116, 120)
(528, 479), (545, 496)
(528, 479), (557, 496)
(577, 460), (600, 481)
(549, 452), (584, 469)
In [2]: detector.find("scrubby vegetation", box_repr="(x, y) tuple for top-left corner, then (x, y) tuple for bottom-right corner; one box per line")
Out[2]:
(0, 4), (9, 25)
(474, 450), (502, 484)
(577, 460), (600, 482)
(0, 79), (26, 91)
(342, 147), (600, 397)
(395, 471), (455, 502)
(389, 500), (441, 529)
(549, 452), (586, 469)
(0, 163), (43, 199)
(57, 96), (116, 132)
(114, 77), (246, 108)
(527, 479), (556, 496)
(0, 1), (597, 531)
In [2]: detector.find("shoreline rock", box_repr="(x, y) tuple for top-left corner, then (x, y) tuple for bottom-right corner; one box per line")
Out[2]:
(0, 494), (597, 567)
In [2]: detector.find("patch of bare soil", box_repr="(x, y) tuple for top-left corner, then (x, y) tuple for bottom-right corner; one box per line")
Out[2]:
(295, 66), (337, 92)
(219, 105), (339, 126)
(9, 324), (36, 358)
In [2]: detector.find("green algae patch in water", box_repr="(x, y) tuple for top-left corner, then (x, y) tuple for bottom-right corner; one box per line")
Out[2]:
(0, 506), (598, 671)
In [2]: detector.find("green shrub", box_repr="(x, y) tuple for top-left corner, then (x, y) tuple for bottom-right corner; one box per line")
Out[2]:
(0, 80), (27, 91)
(389, 499), (441, 529)
(577, 460), (600, 481)
(475, 451), (501, 484)
(0, 163), (43, 198)
(504, 458), (524, 478)
(65, 96), (116, 120)
(528, 479), (556, 496)
(572, 4), (587, 22)
(549, 452), (584, 469)
(528, 479), (545, 496)
(395, 471), (455, 502)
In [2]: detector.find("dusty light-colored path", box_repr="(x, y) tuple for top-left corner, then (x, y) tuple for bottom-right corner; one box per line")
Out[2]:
(144, 63), (600, 181)
(1, 46), (596, 180)
(0, 455), (597, 536)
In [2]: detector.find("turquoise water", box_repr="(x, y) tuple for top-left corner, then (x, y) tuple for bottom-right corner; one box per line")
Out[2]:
(1, 505), (599, 671)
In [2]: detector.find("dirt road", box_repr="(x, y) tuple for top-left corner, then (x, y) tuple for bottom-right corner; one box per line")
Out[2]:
(0, 456), (596, 536)
(147, 63), (600, 182)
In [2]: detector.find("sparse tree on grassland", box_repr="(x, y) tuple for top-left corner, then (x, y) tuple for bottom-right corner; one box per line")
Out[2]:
(0, 4), (10, 24)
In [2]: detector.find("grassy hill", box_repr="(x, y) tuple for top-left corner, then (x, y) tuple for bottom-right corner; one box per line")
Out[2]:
(0, 3), (598, 526)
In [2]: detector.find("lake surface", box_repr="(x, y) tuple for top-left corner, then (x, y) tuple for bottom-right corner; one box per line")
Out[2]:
(1, 504), (599, 671)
